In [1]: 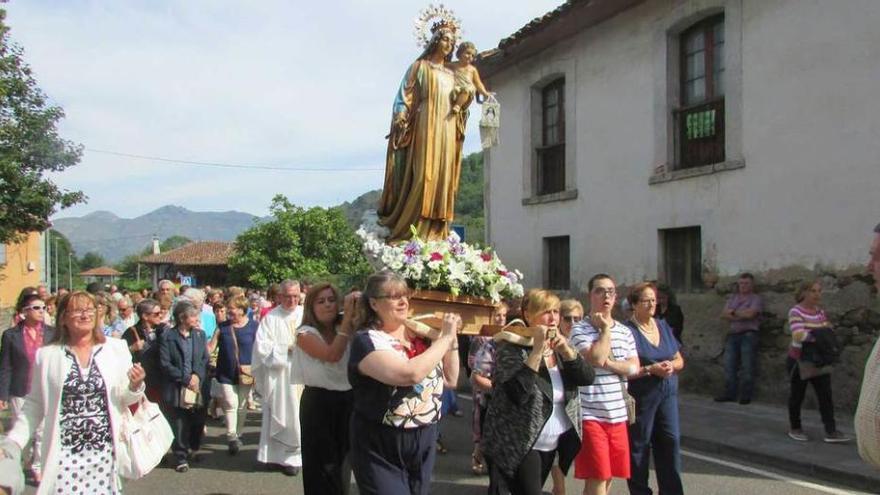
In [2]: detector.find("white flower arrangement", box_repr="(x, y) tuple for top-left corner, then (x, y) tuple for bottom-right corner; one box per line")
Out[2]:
(356, 224), (525, 304)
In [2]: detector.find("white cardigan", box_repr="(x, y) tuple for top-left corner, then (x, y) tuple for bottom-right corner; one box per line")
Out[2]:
(7, 338), (143, 494)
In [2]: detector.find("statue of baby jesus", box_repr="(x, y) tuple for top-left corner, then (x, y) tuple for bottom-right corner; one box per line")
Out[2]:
(448, 41), (491, 115)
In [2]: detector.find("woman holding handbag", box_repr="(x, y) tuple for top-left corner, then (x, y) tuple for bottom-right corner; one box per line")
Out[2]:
(214, 295), (259, 455)
(0, 291), (146, 494)
(295, 283), (358, 494)
(158, 301), (209, 473)
(786, 280), (850, 443)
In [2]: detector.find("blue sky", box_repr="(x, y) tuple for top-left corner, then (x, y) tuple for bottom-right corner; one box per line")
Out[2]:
(5, 1), (557, 219)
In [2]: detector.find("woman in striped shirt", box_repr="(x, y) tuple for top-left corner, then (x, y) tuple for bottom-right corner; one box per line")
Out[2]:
(786, 280), (850, 443)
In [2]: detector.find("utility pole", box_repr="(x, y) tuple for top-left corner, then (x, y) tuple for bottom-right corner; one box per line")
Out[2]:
(54, 235), (59, 291)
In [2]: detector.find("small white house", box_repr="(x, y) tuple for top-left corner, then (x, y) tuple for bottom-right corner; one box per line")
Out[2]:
(478, 0), (880, 292)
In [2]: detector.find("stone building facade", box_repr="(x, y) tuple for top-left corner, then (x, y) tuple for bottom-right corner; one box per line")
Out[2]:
(477, 0), (880, 410)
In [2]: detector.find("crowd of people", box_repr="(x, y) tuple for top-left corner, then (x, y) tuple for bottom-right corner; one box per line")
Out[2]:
(0, 221), (877, 494)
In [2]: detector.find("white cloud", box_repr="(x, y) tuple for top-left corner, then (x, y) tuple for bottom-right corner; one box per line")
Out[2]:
(5, 0), (556, 218)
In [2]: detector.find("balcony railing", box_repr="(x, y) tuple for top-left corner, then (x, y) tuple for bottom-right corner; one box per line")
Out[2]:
(675, 98), (725, 169)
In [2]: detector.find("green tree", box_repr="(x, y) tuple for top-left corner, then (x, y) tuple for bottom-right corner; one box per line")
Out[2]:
(228, 195), (371, 288)
(160, 235), (191, 252)
(47, 229), (81, 290)
(78, 251), (106, 271)
(453, 151), (485, 244)
(0, 10), (84, 243)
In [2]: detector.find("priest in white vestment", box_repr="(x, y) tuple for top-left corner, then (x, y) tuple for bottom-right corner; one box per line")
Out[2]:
(253, 279), (304, 476)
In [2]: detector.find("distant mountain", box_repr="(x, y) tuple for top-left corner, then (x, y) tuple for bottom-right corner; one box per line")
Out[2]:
(52, 192), (384, 263)
(52, 206), (264, 263)
(51, 153), (485, 263)
(338, 190), (382, 228)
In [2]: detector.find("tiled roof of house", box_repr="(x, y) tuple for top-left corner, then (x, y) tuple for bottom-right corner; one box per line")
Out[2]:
(79, 266), (123, 277)
(497, 0), (586, 49)
(139, 241), (234, 266)
(477, 0), (644, 79)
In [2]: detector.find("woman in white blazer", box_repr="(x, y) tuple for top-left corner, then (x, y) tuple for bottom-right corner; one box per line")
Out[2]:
(1, 291), (145, 494)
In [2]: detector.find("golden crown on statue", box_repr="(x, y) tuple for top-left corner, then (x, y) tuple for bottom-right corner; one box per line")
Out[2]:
(413, 4), (463, 48)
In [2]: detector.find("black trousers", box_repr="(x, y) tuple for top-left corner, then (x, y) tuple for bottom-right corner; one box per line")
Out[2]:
(300, 386), (353, 495)
(350, 414), (437, 495)
(165, 406), (207, 465)
(498, 449), (556, 495)
(787, 357), (836, 434)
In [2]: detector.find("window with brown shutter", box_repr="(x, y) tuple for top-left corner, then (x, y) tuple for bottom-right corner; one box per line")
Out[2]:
(676, 15), (725, 169)
(661, 227), (702, 292)
(544, 236), (570, 290)
(537, 79), (565, 195)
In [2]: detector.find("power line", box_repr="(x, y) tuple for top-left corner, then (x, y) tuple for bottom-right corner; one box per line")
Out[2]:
(85, 148), (384, 172)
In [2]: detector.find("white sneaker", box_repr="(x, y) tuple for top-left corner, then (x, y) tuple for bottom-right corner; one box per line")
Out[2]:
(788, 429), (809, 442)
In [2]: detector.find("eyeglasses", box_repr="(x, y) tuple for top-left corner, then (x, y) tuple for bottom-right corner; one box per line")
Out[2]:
(374, 292), (410, 302)
(69, 308), (97, 319)
(147, 310), (162, 316)
(563, 315), (582, 323)
(638, 299), (657, 305)
(24, 305), (46, 312)
(592, 288), (617, 297)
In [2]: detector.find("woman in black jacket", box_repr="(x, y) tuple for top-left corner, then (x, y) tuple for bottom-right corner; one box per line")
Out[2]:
(159, 301), (209, 473)
(482, 289), (595, 495)
(0, 289), (55, 483)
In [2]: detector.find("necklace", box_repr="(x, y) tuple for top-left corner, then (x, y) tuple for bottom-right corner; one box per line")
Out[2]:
(631, 318), (656, 334)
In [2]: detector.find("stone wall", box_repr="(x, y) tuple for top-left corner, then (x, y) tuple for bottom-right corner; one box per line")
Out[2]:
(672, 267), (878, 413)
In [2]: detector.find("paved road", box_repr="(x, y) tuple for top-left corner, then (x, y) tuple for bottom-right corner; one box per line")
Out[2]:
(23, 395), (872, 494)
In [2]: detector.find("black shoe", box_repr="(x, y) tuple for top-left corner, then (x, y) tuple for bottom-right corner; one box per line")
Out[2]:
(739, 398), (751, 405)
(175, 462), (189, 473)
(714, 396), (735, 403)
(228, 439), (241, 455)
(281, 465), (300, 476)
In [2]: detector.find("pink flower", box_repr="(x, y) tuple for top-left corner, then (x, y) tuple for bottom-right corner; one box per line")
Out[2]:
(430, 252), (443, 261)
(480, 252), (493, 262)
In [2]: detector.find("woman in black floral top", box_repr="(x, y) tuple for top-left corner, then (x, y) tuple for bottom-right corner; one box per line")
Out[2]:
(347, 272), (461, 495)
(2, 291), (145, 494)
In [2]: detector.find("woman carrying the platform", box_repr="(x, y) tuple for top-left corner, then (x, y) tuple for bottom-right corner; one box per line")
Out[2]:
(295, 283), (359, 494)
(347, 271), (460, 495)
(624, 282), (685, 495)
(481, 289), (595, 495)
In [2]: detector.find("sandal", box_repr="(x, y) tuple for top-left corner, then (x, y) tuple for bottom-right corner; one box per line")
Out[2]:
(436, 440), (448, 455)
(471, 453), (486, 475)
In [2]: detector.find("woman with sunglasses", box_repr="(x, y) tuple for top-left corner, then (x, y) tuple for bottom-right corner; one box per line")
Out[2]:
(623, 282), (685, 495)
(0, 290), (55, 483)
(122, 298), (168, 402)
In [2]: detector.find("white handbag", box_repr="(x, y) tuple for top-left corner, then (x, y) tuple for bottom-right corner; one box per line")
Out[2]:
(856, 339), (880, 469)
(117, 397), (174, 479)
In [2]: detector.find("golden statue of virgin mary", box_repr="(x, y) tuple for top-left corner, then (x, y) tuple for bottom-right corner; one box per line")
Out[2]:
(377, 12), (465, 242)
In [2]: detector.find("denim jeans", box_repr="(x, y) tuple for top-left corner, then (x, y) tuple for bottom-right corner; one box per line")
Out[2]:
(628, 378), (683, 495)
(722, 331), (759, 400)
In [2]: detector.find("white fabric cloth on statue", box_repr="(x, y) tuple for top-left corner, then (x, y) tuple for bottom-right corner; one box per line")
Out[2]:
(252, 305), (304, 467)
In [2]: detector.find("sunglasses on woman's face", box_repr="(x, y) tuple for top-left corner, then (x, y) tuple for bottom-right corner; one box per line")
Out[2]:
(562, 315), (582, 323)
(25, 305), (46, 312)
